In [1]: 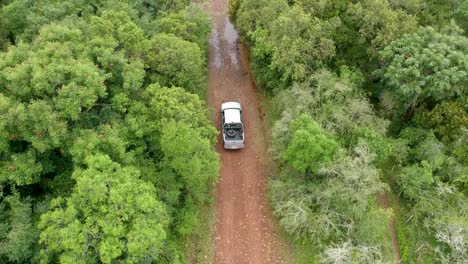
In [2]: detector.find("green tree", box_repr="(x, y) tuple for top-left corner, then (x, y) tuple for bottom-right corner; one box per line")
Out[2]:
(271, 143), (385, 243)
(0, 23), (107, 148)
(155, 5), (211, 54)
(0, 0), (32, 48)
(0, 193), (39, 263)
(452, 129), (468, 166)
(347, 0), (418, 56)
(69, 125), (128, 166)
(0, 23), (108, 188)
(0, 1), (214, 262)
(283, 114), (338, 173)
(265, 5), (337, 84)
(236, 0), (288, 35)
(0, 0), (170, 43)
(270, 70), (388, 142)
(0, 149), (43, 186)
(160, 122), (219, 204)
(328, 0), (417, 73)
(454, 0), (468, 35)
(348, 127), (390, 162)
(127, 85), (217, 143)
(376, 25), (468, 118)
(160, 122), (219, 235)
(124, 85), (219, 239)
(134, 0), (189, 15)
(39, 154), (168, 264)
(415, 101), (468, 143)
(228, 0), (243, 22)
(147, 34), (205, 95)
(399, 161), (435, 202)
(418, 0), (459, 29)
(86, 10), (148, 104)
(89, 10), (149, 58)
(387, 0), (423, 14)
(293, 0), (350, 19)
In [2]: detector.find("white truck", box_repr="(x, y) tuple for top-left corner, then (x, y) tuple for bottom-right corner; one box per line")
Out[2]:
(221, 102), (245, 149)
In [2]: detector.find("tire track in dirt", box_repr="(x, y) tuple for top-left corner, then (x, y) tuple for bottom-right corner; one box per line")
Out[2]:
(206, 0), (291, 263)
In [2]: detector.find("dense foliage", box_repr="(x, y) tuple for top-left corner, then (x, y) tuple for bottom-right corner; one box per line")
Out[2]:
(0, 1), (218, 263)
(231, 0), (467, 263)
(1, 0), (467, 262)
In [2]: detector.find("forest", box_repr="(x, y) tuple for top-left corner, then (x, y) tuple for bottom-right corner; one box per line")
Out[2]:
(0, 0), (220, 263)
(229, 0), (467, 263)
(0, 0), (467, 263)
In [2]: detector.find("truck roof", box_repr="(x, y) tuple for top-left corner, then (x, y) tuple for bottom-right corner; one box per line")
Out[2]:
(221, 102), (242, 111)
(224, 108), (241, 123)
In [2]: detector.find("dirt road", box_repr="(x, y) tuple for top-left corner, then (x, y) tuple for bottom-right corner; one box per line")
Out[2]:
(207, 0), (289, 263)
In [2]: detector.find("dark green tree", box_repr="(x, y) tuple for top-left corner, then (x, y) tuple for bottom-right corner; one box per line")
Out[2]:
(377, 25), (468, 118)
(454, 0), (468, 34)
(147, 34), (205, 95)
(155, 5), (211, 53)
(415, 101), (468, 143)
(0, 193), (39, 263)
(347, 0), (418, 56)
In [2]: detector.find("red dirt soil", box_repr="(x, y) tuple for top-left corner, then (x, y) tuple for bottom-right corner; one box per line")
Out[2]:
(206, 0), (291, 263)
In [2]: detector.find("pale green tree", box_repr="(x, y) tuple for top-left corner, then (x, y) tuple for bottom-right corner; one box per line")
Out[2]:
(270, 143), (385, 243)
(322, 241), (384, 264)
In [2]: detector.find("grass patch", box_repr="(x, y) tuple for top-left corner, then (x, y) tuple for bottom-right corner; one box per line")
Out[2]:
(291, 240), (320, 264)
(184, 202), (216, 264)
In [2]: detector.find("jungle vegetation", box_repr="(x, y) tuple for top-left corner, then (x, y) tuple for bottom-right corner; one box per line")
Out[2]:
(0, 0), (219, 263)
(230, 0), (467, 263)
(1, 0), (467, 263)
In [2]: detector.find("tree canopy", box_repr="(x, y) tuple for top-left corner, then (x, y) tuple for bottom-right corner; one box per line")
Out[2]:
(282, 114), (338, 173)
(0, 1), (218, 262)
(376, 25), (468, 117)
(39, 155), (168, 263)
(231, 0), (468, 262)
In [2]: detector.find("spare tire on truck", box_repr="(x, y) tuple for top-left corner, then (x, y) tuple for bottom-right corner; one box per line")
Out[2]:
(227, 129), (236, 137)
